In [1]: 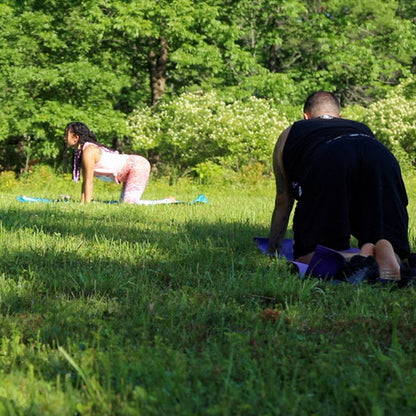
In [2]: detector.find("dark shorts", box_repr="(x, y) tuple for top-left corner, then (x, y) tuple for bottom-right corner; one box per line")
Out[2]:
(292, 135), (410, 259)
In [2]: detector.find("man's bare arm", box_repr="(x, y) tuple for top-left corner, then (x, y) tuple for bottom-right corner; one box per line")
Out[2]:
(269, 127), (294, 253)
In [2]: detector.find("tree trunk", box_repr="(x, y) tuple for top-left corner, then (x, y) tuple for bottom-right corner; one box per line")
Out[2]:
(269, 44), (279, 73)
(148, 37), (168, 106)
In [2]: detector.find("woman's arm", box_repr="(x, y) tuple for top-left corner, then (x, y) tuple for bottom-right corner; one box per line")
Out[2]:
(80, 145), (101, 203)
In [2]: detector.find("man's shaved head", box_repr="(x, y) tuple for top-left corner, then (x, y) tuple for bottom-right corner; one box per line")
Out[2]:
(303, 91), (340, 118)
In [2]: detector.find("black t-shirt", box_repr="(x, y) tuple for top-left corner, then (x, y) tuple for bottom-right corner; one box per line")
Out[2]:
(283, 116), (374, 183)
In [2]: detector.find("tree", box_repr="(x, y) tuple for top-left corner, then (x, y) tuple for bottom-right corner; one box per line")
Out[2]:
(1, 0), (416, 172)
(224, 0), (416, 104)
(110, 0), (263, 103)
(0, 1), (132, 170)
(292, 0), (416, 104)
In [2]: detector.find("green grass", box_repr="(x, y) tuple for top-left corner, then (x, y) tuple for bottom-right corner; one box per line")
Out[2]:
(1, 170), (416, 415)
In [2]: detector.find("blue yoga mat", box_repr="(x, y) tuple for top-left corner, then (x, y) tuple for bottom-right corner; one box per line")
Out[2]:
(16, 196), (53, 203)
(17, 194), (209, 205)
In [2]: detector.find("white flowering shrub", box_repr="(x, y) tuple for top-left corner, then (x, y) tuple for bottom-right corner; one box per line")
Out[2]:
(126, 106), (163, 149)
(127, 84), (416, 177)
(365, 95), (416, 150)
(342, 80), (416, 169)
(127, 91), (289, 175)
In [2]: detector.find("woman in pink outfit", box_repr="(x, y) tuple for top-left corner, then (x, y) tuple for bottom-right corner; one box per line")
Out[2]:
(64, 122), (174, 204)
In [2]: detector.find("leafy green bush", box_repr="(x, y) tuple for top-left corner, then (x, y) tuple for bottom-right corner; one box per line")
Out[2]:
(127, 91), (290, 176)
(193, 160), (226, 184)
(19, 164), (56, 184)
(0, 171), (17, 191)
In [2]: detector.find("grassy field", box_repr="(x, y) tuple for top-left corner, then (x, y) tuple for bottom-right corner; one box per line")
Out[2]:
(1, 169), (416, 415)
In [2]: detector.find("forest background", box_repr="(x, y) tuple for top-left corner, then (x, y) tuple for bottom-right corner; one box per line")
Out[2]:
(1, 0), (416, 179)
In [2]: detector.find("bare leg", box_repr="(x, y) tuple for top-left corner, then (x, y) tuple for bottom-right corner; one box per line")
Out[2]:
(296, 252), (314, 264)
(297, 245), (374, 264)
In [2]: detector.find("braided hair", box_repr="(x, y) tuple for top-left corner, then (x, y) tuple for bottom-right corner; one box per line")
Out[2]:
(65, 122), (112, 182)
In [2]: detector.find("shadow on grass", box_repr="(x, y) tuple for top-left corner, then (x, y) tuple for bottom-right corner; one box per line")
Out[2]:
(3, 204), (416, 416)
(0, 203), (287, 344)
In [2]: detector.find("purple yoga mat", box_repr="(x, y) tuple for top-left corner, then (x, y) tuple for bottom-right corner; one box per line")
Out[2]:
(254, 237), (359, 278)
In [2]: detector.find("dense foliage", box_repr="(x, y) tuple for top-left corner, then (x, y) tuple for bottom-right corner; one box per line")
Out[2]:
(0, 0), (415, 172)
(127, 91), (289, 176)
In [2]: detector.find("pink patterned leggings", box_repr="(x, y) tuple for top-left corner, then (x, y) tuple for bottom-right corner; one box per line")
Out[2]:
(117, 155), (151, 203)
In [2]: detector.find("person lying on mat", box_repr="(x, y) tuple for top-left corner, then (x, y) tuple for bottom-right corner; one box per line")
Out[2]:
(64, 122), (175, 205)
(268, 91), (410, 280)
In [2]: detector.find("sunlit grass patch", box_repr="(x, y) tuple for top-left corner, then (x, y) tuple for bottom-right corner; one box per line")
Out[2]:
(0, 170), (415, 414)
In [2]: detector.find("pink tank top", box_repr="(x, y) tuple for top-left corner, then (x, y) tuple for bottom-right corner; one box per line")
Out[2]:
(83, 142), (129, 184)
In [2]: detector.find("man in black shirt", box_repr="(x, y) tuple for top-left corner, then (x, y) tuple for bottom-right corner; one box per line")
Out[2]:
(269, 91), (409, 280)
